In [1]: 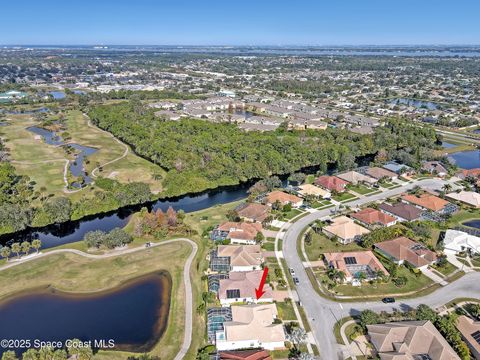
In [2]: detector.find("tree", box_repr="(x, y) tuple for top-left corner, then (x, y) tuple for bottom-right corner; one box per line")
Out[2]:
(67, 339), (93, 360)
(416, 304), (437, 322)
(31, 239), (42, 253)
(359, 310), (380, 329)
(287, 327), (307, 350)
(52, 349), (68, 360)
(442, 183), (452, 193)
(44, 197), (72, 223)
(21, 349), (39, 360)
(255, 231), (265, 243)
(1, 351), (18, 360)
(0, 246), (11, 261)
(38, 346), (54, 360)
(21, 241), (31, 255)
(84, 230), (106, 248)
(304, 231), (313, 246)
(11, 242), (21, 258)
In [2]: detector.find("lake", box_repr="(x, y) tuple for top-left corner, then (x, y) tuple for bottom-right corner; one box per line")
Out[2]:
(463, 220), (480, 229)
(441, 141), (457, 149)
(389, 98), (439, 110)
(49, 91), (66, 100)
(0, 273), (171, 356)
(448, 150), (480, 169)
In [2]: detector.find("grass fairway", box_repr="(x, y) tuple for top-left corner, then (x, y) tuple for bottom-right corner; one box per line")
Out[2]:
(0, 241), (199, 360)
(65, 111), (166, 193)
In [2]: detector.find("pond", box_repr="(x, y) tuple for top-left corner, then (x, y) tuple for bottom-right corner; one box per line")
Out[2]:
(0, 272), (171, 356)
(389, 98), (439, 110)
(26, 127), (97, 187)
(463, 220), (480, 229)
(0, 107), (49, 115)
(441, 141), (457, 149)
(448, 150), (480, 169)
(49, 91), (66, 100)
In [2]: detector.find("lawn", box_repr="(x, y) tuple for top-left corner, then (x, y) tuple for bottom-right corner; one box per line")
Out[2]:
(332, 266), (433, 297)
(281, 208), (304, 220)
(0, 241), (196, 360)
(311, 200), (333, 209)
(333, 192), (357, 202)
(304, 230), (364, 261)
(346, 184), (376, 195)
(431, 261), (457, 277)
(379, 182), (401, 189)
(276, 300), (297, 320)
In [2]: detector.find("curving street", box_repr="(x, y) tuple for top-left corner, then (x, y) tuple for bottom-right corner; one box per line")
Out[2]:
(281, 178), (480, 359)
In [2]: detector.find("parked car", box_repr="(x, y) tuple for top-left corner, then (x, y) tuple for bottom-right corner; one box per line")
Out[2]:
(293, 277), (300, 285)
(382, 297), (395, 303)
(289, 268), (296, 276)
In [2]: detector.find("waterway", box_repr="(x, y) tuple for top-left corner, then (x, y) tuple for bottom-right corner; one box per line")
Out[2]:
(448, 150), (480, 169)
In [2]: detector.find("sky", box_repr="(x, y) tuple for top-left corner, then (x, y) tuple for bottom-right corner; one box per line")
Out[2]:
(1, 0), (479, 45)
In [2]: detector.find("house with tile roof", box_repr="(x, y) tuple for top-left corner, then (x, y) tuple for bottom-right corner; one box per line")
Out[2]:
(456, 315), (480, 360)
(297, 184), (331, 199)
(367, 320), (460, 360)
(218, 270), (273, 305)
(336, 171), (377, 185)
(446, 191), (480, 208)
(213, 245), (264, 272)
(264, 191), (303, 208)
(323, 216), (370, 244)
(401, 193), (454, 214)
(216, 304), (286, 351)
(350, 208), (397, 228)
(365, 167), (398, 181)
(443, 229), (480, 255)
(212, 222), (263, 245)
(235, 203), (270, 223)
(324, 251), (388, 283)
(315, 175), (349, 192)
(422, 161), (448, 177)
(219, 350), (272, 360)
(378, 202), (423, 222)
(375, 237), (437, 269)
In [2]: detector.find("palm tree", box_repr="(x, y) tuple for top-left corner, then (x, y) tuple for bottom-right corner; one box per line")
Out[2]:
(357, 272), (367, 282)
(1, 246), (11, 261)
(21, 241), (31, 256)
(32, 239), (42, 254)
(442, 183), (452, 193)
(11, 242), (21, 258)
(336, 271), (346, 283)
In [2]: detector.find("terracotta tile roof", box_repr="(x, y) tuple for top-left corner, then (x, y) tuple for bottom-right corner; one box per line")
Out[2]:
(456, 168), (480, 179)
(323, 216), (370, 241)
(265, 191), (302, 205)
(336, 171), (377, 185)
(351, 208), (396, 226)
(218, 270), (273, 301)
(375, 237), (437, 268)
(219, 350), (272, 360)
(367, 320), (460, 360)
(401, 193), (449, 212)
(297, 184), (330, 197)
(314, 175), (349, 192)
(378, 202), (423, 221)
(324, 250), (388, 279)
(236, 203), (270, 222)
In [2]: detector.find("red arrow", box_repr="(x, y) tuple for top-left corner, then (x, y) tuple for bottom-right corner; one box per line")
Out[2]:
(255, 267), (269, 300)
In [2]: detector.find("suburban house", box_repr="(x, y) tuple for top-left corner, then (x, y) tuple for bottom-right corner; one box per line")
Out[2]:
(456, 315), (480, 360)
(211, 222), (263, 245)
(456, 168), (480, 180)
(211, 245), (264, 272)
(443, 229), (480, 255)
(378, 202), (423, 222)
(215, 304), (286, 351)
(336, 171), (377, 185)
(375, 237), (437, 269)
(350, 208), (397, 228)
(365, 167), (398, 181)
(422, 161), (448, 177)
(218, 350), (272, 360)
(297, 183), (331, 199)
(218, 270), (273, 305)
(382, 161), (414, 176)
(401, 193), (455, 214)
(446, 191), (480, 208)
(367, 321), (460, 360)
(323, 216), (370, 244)
(324, 251), (388, 283)
(235, 203), (270, 223)
(315, 175), (349, 192)
(264, 191), (303, 208)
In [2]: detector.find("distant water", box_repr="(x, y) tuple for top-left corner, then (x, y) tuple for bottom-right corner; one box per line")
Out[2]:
(441, 142), (457, 149)
(389, 98), (438, 110)
(49, 91), (66, 100)
(449, 150), (480, 169)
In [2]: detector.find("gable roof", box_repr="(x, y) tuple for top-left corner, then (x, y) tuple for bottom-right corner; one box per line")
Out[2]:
(375, 237), (437, 267)
(378, 202), (423, 221)
(367, 320), (460, 360)
(402, 193), (449, 212)
(314, 175), (349, 192)
(219, 271), (273, 300)
(351, 208), (397, 226)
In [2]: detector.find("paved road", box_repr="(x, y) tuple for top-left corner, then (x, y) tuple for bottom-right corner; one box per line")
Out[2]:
(0, 239), (198, 360)
(282, 178), (480, 360)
